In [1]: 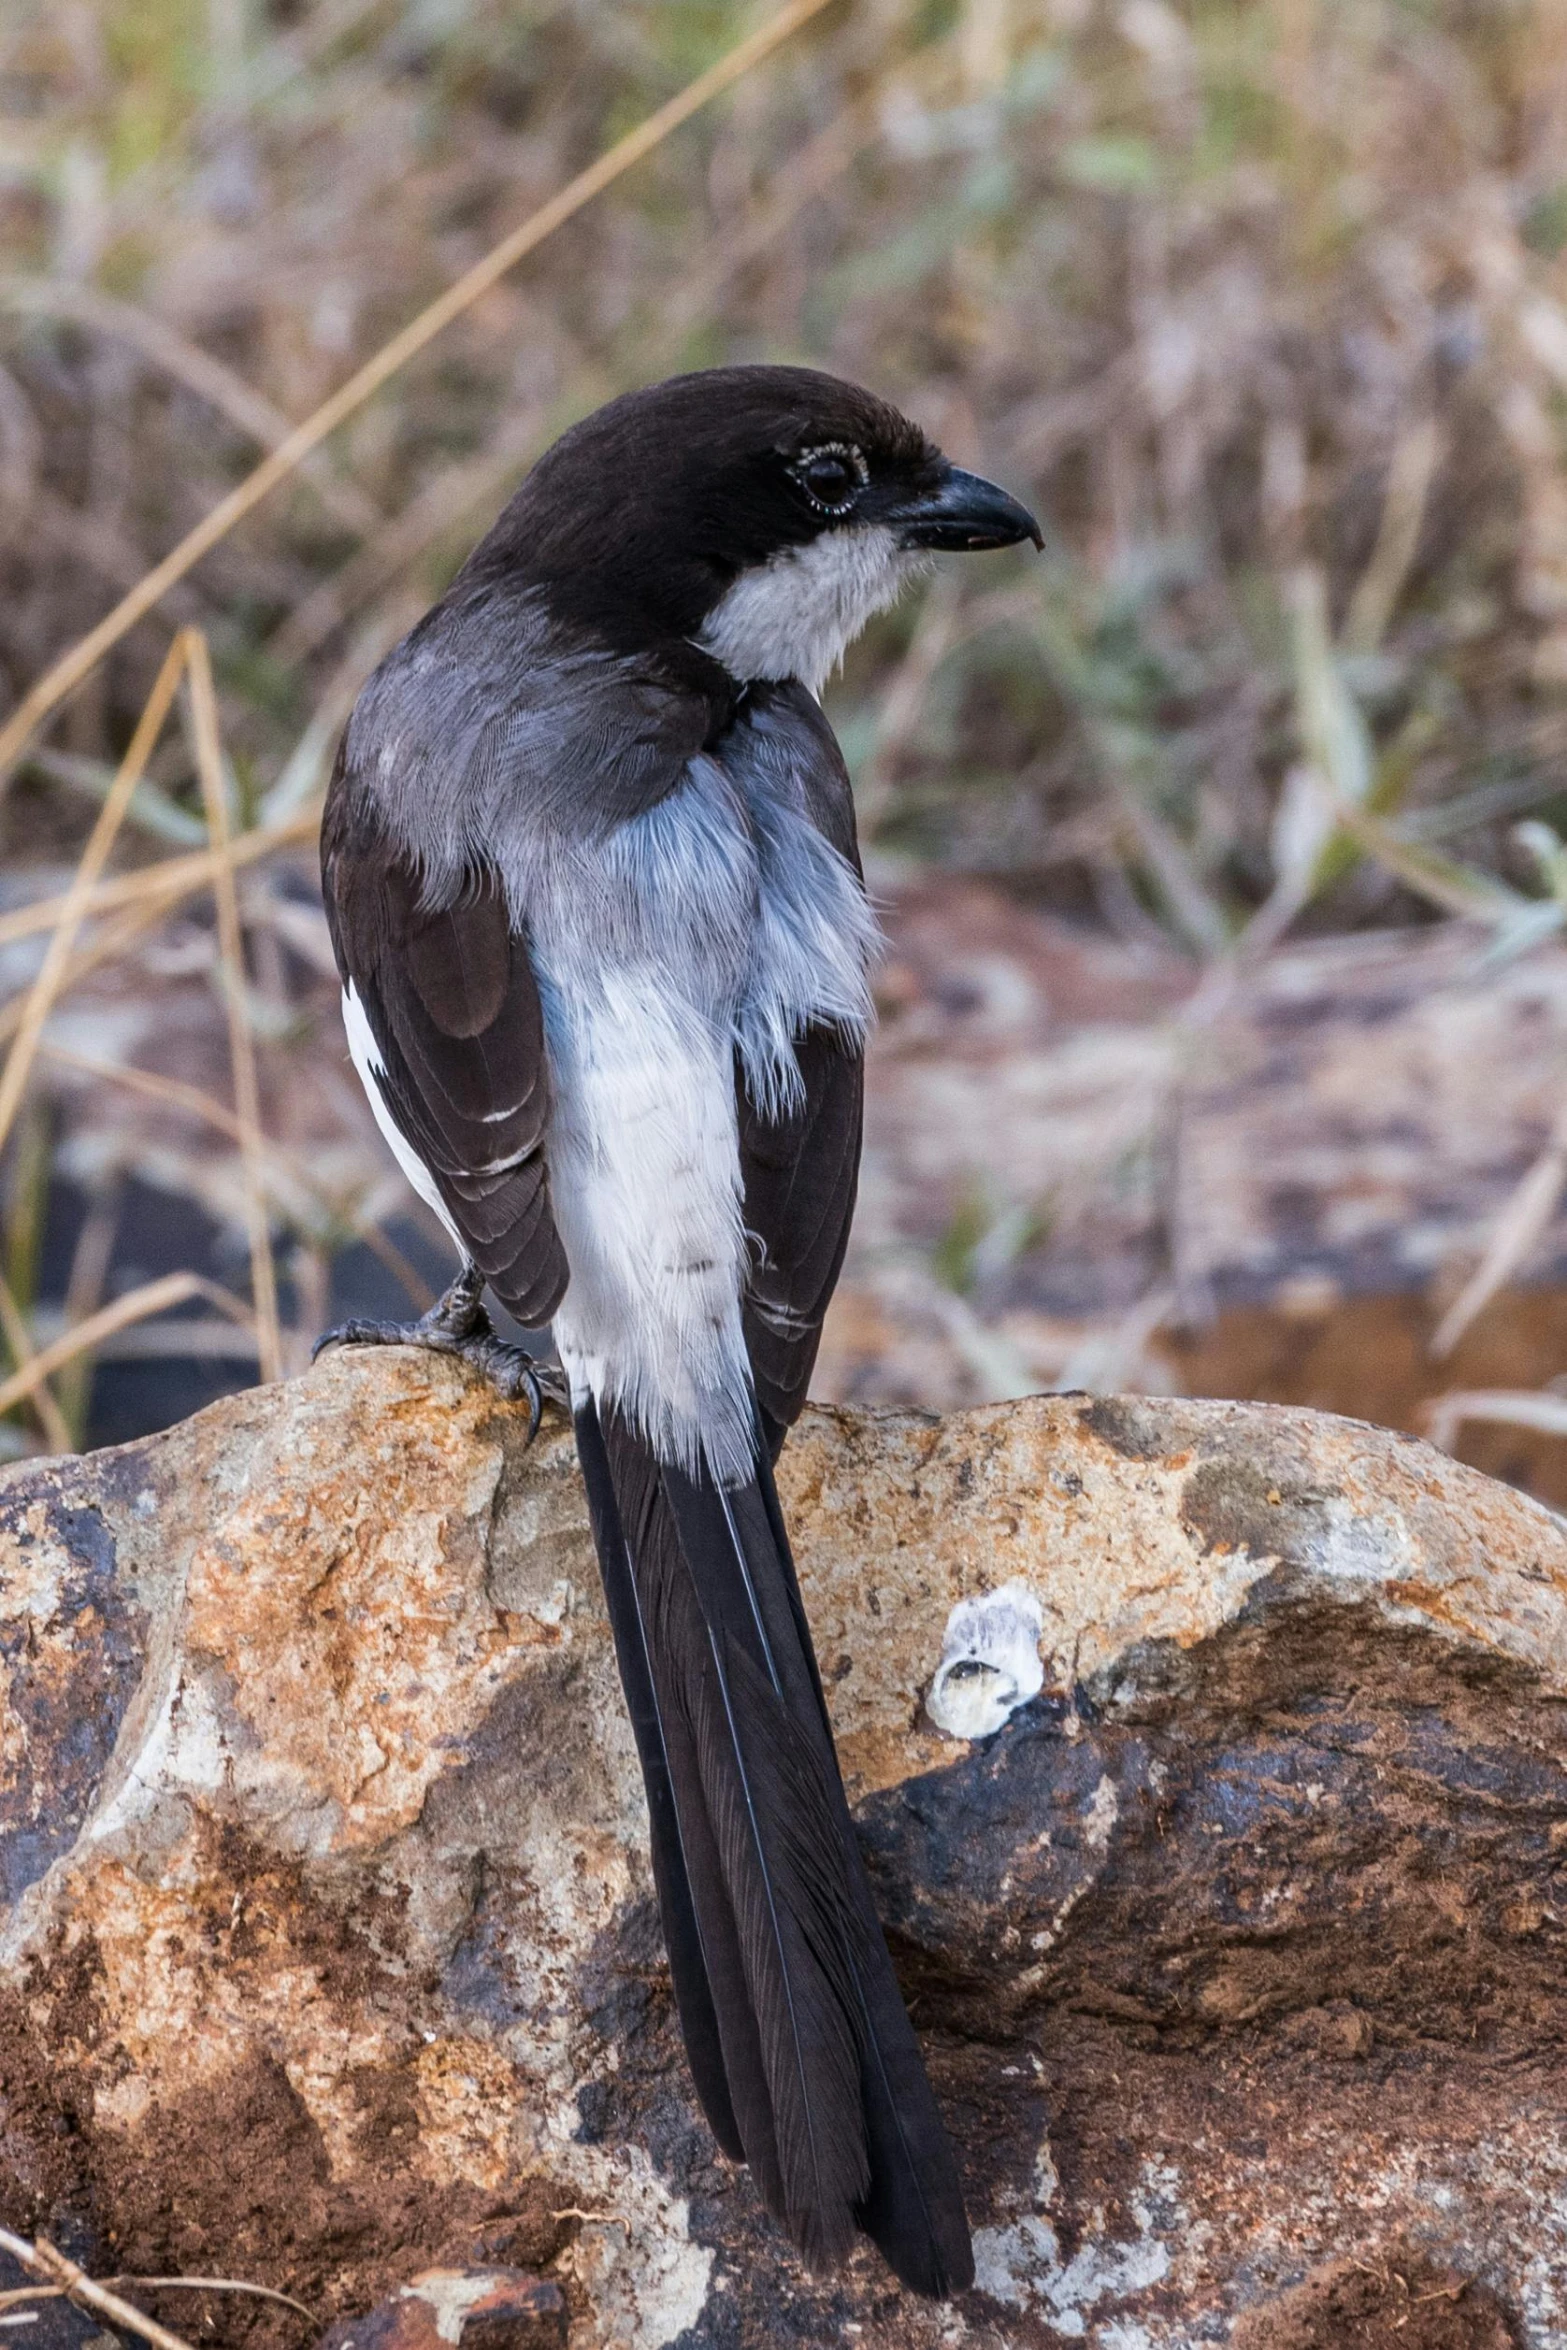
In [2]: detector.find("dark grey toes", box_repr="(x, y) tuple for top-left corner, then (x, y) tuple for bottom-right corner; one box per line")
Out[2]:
(313, 1266), (485, 1365)
(313, 1292), (561, 1434)
(468, 1336), (537, 1400)
(452, 1337), (566, 1440)
(312, 1316), (417, 1360)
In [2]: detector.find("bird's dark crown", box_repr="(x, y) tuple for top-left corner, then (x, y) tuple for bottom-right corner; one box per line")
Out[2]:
(461, 365), (945, 643)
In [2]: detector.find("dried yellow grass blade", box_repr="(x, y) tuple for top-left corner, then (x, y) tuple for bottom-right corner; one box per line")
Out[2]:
(0, 276), (378, 537)
(1327, 796), (1521, 922)
(0, 888), (197, 1052)
(39, 1041), (260, 1150)
(1429, 1102), (1567, 1359)
(0, 809), (321, 952)
(36, 1042), (325, 1218)
(0, 1263), (71, 1451)
(0, 2231), (195, 2350)
(0, 1272), (246, 1420)
(1343, 413), (1444, 655)
(0, 635), (188, 1161)
(34, 1043), (434, 1308)
(360, 1224), (437, 1312)
(0, 0), (837, 781)
(183, 631), (283, 1382)
(1423, 1385), (1567, 1453)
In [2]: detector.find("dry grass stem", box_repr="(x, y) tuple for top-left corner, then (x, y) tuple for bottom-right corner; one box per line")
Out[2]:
(36, 1040), (331, 1204)
(0, 276), (378, 537)
(0, 634), (188, 1162)
(655, 91), (884, 347)
(0, 0), (837, 782)
(1424, 1387), (1567, 1454)
(40, 1040), (264, 1149)
(35, 1044), (421, 1275)
(0, 1262), (72, 1450)
(0, 1271), (254, 1422)
(53, 1184), (122, 1436)
(0, 888), (207, 1052)
(183, 629), (282, 1381)
(115, 2275), (318, 2324)
(1343, 414), (1445, 656)
(0, 2230), (195, 2350)
(1327, 797), (1520, 923)
(0, 808), (322, 952)
(1430, 1100), (1567, 1359)
(269, 405), (546, 667)
(0, 2273), (316, 2324)
(360, 1223), (438, 1312)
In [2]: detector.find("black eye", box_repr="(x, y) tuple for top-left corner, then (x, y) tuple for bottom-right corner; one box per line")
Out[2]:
(792, 442), (865, 515)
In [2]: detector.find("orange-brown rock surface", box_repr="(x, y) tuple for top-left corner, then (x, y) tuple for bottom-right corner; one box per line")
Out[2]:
(2, 1352), (1566, 2347)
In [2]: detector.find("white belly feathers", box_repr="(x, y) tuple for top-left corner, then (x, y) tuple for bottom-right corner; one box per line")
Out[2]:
(536, 753), (876, 1485)
(544, 968), (756, 1480)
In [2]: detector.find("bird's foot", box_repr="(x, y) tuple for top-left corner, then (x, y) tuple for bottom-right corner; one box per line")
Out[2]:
(314, 1263), (565, 1439)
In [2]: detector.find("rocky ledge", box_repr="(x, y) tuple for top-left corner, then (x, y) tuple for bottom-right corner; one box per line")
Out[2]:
(2, 1353), (1565, 2349)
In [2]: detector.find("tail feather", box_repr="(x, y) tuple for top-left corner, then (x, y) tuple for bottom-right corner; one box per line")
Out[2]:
(576, 1401), (974, 2297)
(682, 1615), (869, 2260)
(573, 1406), (747, 2161)
(746, 1443), (973, 2285)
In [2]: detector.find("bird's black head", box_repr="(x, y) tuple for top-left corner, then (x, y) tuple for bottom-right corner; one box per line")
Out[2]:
(468, 365), (1041, 689)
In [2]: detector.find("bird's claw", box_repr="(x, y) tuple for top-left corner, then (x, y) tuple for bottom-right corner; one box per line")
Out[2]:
(314, 1265), (564, 1443)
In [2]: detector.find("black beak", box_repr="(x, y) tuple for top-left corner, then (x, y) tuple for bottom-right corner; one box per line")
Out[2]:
(891, 464), (1043, 554)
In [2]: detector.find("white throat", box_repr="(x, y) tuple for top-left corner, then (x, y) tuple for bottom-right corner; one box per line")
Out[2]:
(695, 523), (923, 694)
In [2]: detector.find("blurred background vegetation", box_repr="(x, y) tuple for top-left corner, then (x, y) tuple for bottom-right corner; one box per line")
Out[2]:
(5, 0), (1567, 1480)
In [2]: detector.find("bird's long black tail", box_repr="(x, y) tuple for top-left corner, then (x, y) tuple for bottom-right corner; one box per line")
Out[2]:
(573, 1401), (973, 2297)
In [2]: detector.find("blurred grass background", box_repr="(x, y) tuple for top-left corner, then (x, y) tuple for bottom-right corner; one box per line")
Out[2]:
(4, 0), (1567, 1461)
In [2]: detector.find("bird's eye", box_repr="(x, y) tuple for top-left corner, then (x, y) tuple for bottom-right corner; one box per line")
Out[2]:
(792, 442), (867, 516)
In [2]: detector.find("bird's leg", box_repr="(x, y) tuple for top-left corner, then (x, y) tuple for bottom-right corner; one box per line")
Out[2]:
(314, 1262), (565, 1437)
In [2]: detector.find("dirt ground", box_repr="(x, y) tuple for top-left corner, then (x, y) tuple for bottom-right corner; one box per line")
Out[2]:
(1231, 2253), (1520, 2349)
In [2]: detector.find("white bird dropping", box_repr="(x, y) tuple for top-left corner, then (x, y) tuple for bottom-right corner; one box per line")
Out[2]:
(927, 1580), (1046, 1740)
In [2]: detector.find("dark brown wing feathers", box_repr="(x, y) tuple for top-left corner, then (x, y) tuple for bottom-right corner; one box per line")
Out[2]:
(321, 779), (568, 1327)
(739, 1027), (862, 1440)
(734, 684), (866, 1441)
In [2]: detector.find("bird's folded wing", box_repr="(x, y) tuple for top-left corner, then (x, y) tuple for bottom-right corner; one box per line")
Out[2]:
(321, 784), (569, 1326)
(728, 682), (866, 1442)
(738, 1025), (863, 1442)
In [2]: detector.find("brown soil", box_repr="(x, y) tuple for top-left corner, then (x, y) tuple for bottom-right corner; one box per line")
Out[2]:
(1231, 2251), (1520, 2348)
(0, 1865), (572, 2348)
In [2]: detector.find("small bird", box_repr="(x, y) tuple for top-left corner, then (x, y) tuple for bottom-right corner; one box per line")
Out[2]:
(317, 366), (1040, 2295)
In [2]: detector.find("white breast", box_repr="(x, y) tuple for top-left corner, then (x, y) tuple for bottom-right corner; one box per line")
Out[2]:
(696, 524), (922, 694)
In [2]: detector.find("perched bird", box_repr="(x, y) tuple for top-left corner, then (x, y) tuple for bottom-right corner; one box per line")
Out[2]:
(317, 366), (1040, 2295)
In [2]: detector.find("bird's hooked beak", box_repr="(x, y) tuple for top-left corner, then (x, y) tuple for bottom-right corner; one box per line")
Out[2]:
(890, 464), (1043, 554)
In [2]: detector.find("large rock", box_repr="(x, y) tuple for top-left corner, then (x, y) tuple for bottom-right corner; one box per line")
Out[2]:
(2, 1353), (1566, 2348)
